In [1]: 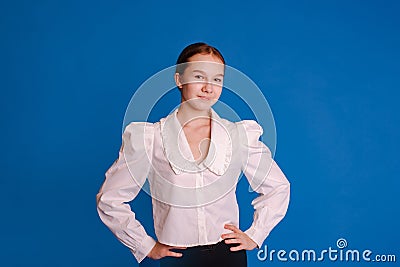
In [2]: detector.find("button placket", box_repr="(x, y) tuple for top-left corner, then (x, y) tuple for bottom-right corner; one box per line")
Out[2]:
(196, 172), (208, 244)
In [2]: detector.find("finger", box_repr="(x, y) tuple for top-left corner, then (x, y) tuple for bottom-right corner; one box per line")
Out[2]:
(230, 245), (245, 252)
(172, 246), (187, 250)
(224, 238), (241, 244)
(221, 232), (237, 239)
(224, 224), (241, 233)
(166, 250), (183, 257)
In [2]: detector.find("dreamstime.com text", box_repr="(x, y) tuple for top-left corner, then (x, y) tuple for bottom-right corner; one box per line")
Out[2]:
(257, 238), (396, 263)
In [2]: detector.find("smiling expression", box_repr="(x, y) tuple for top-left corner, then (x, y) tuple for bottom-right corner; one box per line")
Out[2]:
(175, 53), (225, 111)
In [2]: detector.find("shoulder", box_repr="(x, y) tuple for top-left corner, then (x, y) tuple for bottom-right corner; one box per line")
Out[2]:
(232, 120), (265, 149)
(124, 121), (155, 135)
(235, 119), (263, 133)
(122, 122), (156, 151)
(234, 119), (263, 137)
(213, 117), (263, 139)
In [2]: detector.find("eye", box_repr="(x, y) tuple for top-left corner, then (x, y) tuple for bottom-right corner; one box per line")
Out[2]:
(194, 75), (204, 80)
(214, 78), (222, 83)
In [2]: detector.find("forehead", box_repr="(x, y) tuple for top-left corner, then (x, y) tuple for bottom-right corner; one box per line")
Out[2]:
(184, 54), (225, 75)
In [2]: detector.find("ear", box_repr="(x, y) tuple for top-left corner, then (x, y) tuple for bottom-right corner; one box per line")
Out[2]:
(174, 73), (183, 89)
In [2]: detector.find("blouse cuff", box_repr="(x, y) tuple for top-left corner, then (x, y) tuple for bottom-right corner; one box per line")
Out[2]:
(244, 226), (269, 250)
(130, 235), (157, 263)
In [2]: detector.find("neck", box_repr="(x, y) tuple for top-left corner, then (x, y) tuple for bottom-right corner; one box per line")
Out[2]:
(176, 103), (211, 128)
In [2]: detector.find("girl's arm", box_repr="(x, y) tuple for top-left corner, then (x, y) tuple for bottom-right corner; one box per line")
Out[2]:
(96, 122), (156, 263)
(237, 120), (291, 249)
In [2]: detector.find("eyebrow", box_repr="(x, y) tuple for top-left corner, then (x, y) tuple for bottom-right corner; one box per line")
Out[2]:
(192, 69), (224, 77)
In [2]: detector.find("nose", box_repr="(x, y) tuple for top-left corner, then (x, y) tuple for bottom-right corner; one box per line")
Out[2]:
(202, 82), (213, 93)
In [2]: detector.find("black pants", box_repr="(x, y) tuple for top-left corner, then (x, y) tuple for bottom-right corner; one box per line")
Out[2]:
(159, 240), (247, 267)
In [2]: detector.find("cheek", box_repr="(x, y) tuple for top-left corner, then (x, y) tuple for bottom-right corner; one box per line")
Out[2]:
(180, 88), (193, 101)
(183, 84), (202, 95)
(214, 86), (223, 96)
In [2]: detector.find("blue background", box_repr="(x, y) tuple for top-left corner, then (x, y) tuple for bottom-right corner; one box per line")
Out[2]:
(1, 0), (398, 266)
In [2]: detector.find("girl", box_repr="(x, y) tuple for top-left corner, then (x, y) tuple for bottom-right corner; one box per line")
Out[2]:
(96, 42), (290, 267)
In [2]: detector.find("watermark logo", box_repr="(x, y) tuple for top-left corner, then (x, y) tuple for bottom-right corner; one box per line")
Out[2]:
(257, 238), (396, 263)
(336, 238), (347, 249)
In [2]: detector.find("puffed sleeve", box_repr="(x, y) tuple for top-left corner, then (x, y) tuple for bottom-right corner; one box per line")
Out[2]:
(236, 120), (290, 249)
(96, 122), (156, 263)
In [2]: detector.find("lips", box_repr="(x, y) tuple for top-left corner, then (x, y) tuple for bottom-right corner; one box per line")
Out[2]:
(198, 96), (210, 100)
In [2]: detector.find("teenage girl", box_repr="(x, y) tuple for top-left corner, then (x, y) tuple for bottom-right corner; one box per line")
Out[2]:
(96, 42), (290, 267)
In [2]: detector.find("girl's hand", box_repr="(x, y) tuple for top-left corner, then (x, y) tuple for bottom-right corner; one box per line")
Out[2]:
(221, 224), (258, 251)
(147, 241), (187, 260)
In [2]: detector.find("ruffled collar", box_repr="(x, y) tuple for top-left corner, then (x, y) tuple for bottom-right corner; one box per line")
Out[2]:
(160, 107), (232, 176)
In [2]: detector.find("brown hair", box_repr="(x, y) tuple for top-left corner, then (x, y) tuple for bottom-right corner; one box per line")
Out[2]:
(175, 42), (225, 75)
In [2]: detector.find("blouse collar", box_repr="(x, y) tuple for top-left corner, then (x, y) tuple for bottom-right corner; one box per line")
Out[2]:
(160, 107), (232, 176)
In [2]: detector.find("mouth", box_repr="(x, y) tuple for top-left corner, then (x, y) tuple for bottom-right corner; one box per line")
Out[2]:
(198, 96), (211, 101)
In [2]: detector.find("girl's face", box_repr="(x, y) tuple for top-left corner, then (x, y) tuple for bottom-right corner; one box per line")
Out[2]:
(175, 53), (224, 111)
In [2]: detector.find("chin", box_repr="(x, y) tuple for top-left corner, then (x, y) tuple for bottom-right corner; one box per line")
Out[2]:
(183, 98), (216, 111)
(189, 101), (214, 111)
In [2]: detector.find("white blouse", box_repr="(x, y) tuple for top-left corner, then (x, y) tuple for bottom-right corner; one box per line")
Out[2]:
(96, 107), (290, 263)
